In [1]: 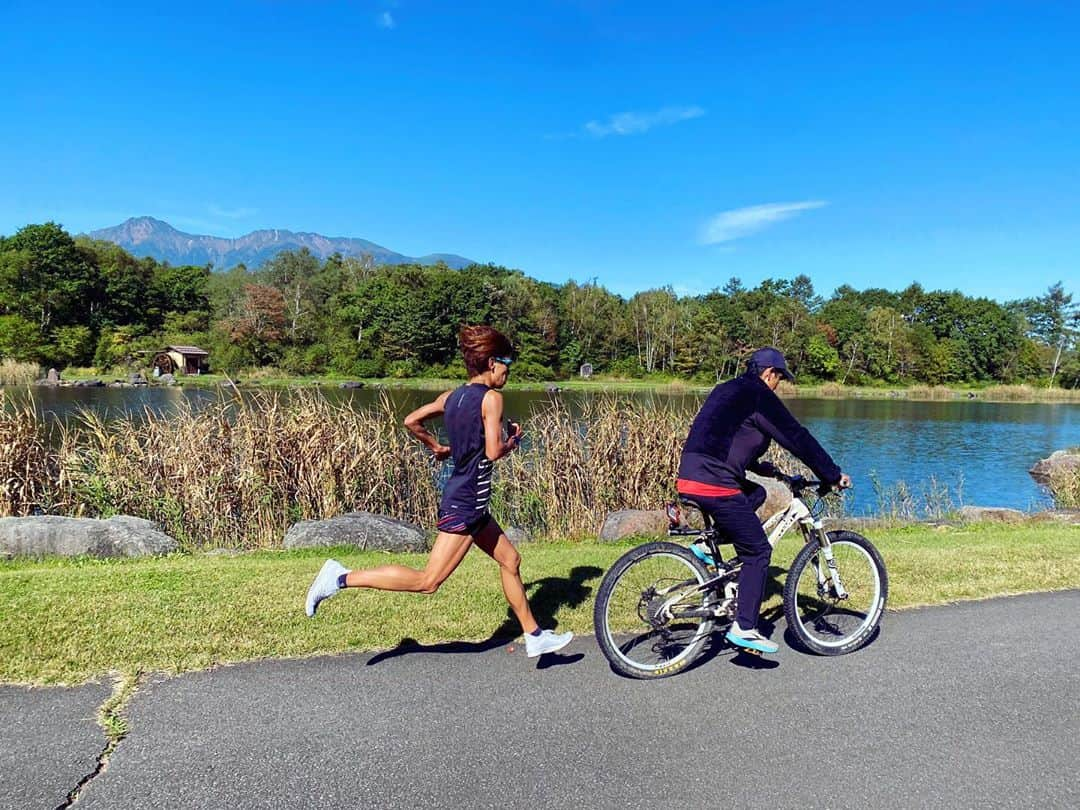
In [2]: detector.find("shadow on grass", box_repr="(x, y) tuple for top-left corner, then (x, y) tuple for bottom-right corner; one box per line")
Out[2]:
(758, 563), (789, 626)
(367, 565), (602, 666)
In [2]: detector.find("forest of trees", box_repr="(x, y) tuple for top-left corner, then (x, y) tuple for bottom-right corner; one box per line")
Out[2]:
(1, 222), (1078, 387)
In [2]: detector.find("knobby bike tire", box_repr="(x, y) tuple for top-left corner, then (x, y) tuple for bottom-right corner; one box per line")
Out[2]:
(783, 530), (888, 655)
(593, 541), (716, 679)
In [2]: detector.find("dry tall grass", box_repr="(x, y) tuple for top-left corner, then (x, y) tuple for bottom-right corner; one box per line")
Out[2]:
(905, 384), (957, 401)
(60, 391), (440, 549)
(817, 382), (846, 398)
(0, 392), (64, 515)
(0, 390), (698, 547)
(1046, 464), (1080, 509)
(494, 397), (688, 538)
(981, 385), (1080, 402)
(0, 388), (1013, 549)
(0, 359), (42, 386)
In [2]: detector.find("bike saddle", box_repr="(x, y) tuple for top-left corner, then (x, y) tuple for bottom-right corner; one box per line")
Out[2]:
(675, 496), (714, 531)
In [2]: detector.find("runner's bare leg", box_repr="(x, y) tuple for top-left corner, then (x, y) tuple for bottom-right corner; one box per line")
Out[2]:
(473, 518), (539, 634)
(345, 531), (472, 593)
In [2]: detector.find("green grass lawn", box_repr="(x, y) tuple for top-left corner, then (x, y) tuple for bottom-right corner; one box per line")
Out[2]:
(2, 523), (1077, 685)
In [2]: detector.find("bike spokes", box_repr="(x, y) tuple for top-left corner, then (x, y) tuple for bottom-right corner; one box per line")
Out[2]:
(602, 550), (714, 675)
(789, 537), (884, 651)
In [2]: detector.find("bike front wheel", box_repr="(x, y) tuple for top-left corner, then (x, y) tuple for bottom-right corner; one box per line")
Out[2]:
(783, 530), (888, 655)
(594, 541), (716, 679)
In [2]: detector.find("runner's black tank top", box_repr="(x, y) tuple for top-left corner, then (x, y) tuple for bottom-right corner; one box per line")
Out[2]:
(439, 383), (494, 519)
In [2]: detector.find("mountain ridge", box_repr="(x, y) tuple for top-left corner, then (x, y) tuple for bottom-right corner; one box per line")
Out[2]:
(87, 216), (476, 270)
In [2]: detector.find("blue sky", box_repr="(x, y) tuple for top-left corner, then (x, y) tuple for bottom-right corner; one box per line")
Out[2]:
(1, 1), (1077, 301)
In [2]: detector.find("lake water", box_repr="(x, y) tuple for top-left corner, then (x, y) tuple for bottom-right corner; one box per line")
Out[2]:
(9, 385), (1080, 515)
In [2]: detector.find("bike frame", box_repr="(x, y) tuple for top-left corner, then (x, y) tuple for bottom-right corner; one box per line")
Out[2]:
(672, 485), (851, 613)
(759, 493), (850, 600)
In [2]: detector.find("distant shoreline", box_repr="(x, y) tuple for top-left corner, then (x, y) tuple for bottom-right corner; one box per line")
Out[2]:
(41, 370), (1080, 403)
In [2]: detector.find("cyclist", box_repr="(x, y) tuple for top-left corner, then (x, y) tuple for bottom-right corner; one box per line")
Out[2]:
(676, 346), (851, 654)
(304, 325), (573, 659)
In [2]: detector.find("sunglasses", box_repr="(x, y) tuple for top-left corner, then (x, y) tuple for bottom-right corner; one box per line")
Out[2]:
(492, 356), (514, 368)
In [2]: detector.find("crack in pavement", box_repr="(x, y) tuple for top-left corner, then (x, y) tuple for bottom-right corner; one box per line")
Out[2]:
(56, 671), (142, 809)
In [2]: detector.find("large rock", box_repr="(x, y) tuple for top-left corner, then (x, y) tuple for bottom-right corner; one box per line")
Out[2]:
(959, 506), (1026, 524)
(0, 515), (179, 559)
(1029, 450), (1080, 484)
(600, 476), (793, 542)
(1029, 509), (1080, 526)
(284, 512), (429, 552)
(503, 526), (531, 546)
(748, 473), (792, 520)
(599, 509), (670, 542)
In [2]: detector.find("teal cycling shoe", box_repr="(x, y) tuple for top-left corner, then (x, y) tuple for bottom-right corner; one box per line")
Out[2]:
(725, 625), (779, 654)
(689, 542), (715, 567)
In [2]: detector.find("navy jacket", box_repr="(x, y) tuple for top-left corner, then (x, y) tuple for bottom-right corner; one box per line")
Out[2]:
(678, 372), (842, 490)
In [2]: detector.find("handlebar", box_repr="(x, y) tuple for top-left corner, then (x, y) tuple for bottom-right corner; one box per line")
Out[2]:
(774, 472), (847, 497)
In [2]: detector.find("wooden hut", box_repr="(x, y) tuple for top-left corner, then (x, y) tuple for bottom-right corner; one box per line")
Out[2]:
(153, 345), (210, 376)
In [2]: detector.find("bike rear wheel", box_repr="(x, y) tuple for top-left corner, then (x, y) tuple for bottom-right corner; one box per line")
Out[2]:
(783, 530), (888, 655)
(594, 541), (716, 679)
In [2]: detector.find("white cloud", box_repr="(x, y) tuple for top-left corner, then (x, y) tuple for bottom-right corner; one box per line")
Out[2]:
(377, 11), (395, 28)
(699, 201), (827, 245)
(583, 105), (705, 138)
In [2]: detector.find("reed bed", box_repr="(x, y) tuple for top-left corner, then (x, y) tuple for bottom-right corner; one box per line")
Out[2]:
(0, 359), (42, 386)
(494, 398), (688, 539)
(59, 391), (441, 550)
(0, 391), (699, 547)
(0, 391), (64, 515)
(815, 382), (846, 398)
(1, 388), (1052, 549)
(903, 384), (956, 401)
(980, 385), (1080, 402)
(793, 382), (1080, 402)
(1045, 461), (1080, 509)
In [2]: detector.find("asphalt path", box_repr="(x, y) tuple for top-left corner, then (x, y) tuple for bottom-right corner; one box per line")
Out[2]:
(5, 591), (1079, 809)
(0, 680), (109, 810)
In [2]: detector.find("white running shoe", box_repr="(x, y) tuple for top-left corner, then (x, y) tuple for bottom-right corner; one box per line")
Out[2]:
(525, 629), (573, 658)
(305, 559), (349, 617)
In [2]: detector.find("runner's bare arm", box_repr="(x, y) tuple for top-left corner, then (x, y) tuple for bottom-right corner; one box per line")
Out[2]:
(481, 390), (522, 461)
(404, 391), (452, 460)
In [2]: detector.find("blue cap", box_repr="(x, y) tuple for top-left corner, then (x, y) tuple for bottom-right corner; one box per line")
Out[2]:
(748, 347), (795, 381)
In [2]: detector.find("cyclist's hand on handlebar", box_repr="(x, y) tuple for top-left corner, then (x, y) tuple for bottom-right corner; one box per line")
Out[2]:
(836, 473), (852, 490)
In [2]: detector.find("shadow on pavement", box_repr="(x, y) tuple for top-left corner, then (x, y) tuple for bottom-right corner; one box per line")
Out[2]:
(536, 652), (585, 670)
(728, 646), (781, 670)
(367, 565), (602, 666)
(782, 623), (883, 656)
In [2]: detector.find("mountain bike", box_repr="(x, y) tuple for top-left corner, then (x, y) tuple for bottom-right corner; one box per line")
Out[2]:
(593, 473), (888, 679)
